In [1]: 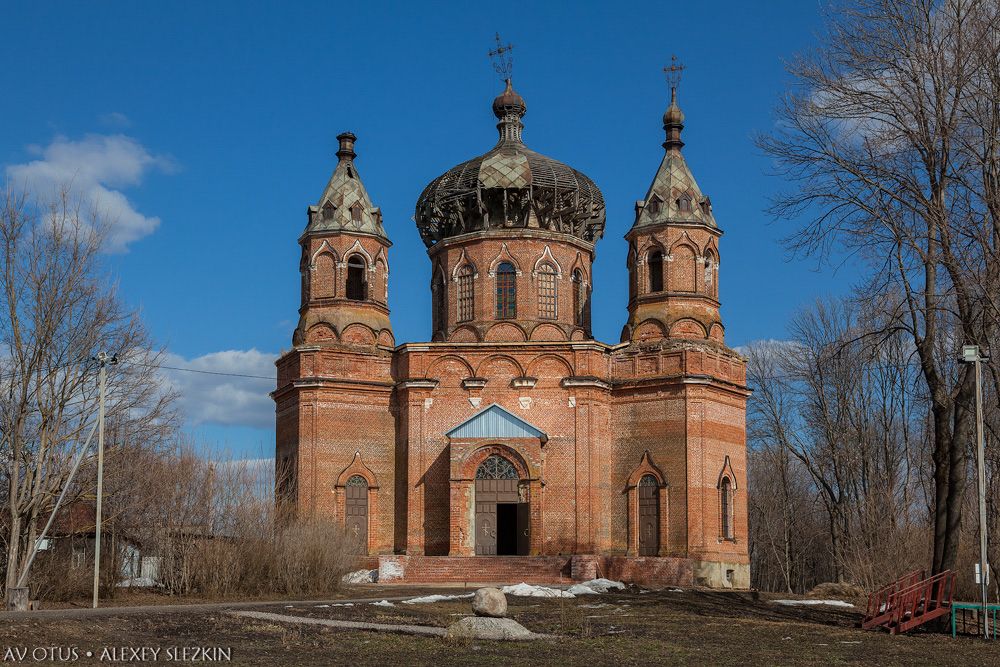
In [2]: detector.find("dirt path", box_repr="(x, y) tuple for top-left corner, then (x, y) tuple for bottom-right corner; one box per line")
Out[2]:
(0, 587), (451, 620)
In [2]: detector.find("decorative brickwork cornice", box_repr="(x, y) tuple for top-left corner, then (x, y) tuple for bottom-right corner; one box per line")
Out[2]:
(560, 376), (612, 390)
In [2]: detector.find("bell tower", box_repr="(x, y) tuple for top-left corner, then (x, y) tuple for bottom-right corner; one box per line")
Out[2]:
(622, 75), (724, 345)
(273, 132), (396, 555)
(294, 132), (393, 348)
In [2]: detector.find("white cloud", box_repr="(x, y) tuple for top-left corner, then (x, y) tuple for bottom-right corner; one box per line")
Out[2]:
(161, 349), (276, 429)
(5, 133), (174, 253)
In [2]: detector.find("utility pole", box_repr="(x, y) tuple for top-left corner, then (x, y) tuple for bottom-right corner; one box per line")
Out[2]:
(92, 352), (117, 609)
(962, 344), (990, 639)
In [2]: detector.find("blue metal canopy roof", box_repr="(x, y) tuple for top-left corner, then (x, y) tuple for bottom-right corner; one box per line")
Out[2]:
(446, 403), (546, 440)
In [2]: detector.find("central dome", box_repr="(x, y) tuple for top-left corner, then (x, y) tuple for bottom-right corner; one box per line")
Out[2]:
(414, 80), (606, 248)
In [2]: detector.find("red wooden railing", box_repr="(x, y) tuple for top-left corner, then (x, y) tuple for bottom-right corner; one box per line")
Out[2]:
(887, 570), (956, 635)
(863, 569), (956, 635)
(862, 570), (925, 630)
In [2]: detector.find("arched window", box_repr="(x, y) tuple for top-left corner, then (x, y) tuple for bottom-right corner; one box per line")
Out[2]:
(648, 250), (664, 293)
(496, 262), (516, 319)
(704, 252), (717, 296)
(431, 270), (446, 333)
(375, 258), (388, 303)
(537, 262), (557, 319)
(476, 454), (519, 480)
(672, 245), (697, 292)
(721, 477), (734, 540)
(639, 474), (659, 556)
(346, 255), (367, 300)
(350, 204), (362, 223)
(457, 265), (475, 322)
(678, 195), (692, 213)
(345, 475), (369, 555)
(647, 197), (661, 215)
(628, 248), (637, 301)
(571, 269), (586, 327)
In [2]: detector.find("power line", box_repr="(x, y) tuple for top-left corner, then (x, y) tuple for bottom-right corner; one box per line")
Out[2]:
(153, 363), (273, 381)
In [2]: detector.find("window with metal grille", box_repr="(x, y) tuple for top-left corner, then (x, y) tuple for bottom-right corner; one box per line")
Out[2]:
(572, 269), (586, 327)
(495, 262), (516, 319)
(721, 477), (734, 539)
(346, 255), (367, 300)
(648, 250), (664, 292)
(476, 454), (518, 480)
(347, 475), (368, 487)
(431, 270), (446, 333)
(457, 265), (474, 322)
(537, 263), (557, 319)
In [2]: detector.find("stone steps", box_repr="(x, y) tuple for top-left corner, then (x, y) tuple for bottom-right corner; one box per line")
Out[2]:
(378, 555), (574, 583)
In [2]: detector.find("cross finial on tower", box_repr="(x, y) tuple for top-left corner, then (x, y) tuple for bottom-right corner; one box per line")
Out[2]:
(664, 54), (685, 95)
(488, 33), (514, 80)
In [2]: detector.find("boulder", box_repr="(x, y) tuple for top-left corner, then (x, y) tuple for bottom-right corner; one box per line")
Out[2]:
(445, 616), (548, 641)
(472, 587), (507, 618)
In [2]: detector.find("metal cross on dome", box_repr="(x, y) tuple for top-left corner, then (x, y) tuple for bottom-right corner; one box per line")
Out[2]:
(664, 54), (686, 92)
(489, 32), (514, 79)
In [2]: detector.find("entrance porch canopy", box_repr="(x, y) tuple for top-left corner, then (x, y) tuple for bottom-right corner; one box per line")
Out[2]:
(445, 403), (546, 556)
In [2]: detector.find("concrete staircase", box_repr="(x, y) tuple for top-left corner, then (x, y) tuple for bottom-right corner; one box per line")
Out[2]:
(378, 555), (574, 584)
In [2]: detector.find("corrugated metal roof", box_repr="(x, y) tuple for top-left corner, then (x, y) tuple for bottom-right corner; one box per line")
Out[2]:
(446, 403), (546, 439)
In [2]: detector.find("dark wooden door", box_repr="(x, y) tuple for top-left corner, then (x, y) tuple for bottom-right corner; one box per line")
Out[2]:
(345, 476), (368, 555)
(475, 478), (518, 555)
(638, 475), (659, 556)
(516, 502), (530, 555)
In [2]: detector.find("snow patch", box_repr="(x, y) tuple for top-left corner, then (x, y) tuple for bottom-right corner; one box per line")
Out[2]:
(773, 599), (855, 608)
(378, 559), (405, 582)
(501, 583), (575, 598)
(342, 569), (377, 584)
(566, 578), (626, 595)
(402, 593), (475, 605)
(371, 600), (395, 607)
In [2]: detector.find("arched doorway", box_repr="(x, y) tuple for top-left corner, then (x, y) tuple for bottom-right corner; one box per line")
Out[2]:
(345, 475), (368, 554)
(638, 474), (659, 556)
(475, 454), (528, 555)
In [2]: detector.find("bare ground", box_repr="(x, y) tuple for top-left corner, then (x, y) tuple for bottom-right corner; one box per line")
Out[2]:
(1, 587), (995, 666)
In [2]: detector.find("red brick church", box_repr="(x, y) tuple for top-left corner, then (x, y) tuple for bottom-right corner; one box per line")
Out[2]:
(273, 73), (750, 587)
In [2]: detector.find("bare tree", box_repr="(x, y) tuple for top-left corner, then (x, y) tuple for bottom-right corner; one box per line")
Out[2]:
(0, 186), (175, 603)
(758, 0), (1000, 573)
(747, 296), (929, 590)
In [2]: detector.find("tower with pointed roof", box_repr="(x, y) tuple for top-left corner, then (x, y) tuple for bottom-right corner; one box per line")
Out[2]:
(274, 132), (396, 553)
(293, 132), (393, 348)
(623, 87), (723, 344)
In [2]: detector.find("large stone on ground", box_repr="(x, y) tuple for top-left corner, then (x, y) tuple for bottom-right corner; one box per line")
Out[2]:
(472, 587), (507, 617)
(445, 616), (549, 641)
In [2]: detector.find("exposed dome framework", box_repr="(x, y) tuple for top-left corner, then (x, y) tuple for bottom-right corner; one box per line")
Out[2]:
(415, 80), (606, 248)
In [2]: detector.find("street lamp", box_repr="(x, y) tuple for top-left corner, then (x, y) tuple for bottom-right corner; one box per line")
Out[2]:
(961, 344), (990, 639)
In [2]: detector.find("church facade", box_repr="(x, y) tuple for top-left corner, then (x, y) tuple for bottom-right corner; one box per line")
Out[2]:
(272, 76), (750, 587)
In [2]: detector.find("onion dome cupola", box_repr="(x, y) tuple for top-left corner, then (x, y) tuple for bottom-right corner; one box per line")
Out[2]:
(414, 80), (606, 248)
(306, 132), (389, 242)
(630, 87), (715, 231)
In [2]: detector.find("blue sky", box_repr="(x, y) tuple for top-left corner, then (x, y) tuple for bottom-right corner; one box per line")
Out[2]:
(1, 1), (854, 458)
